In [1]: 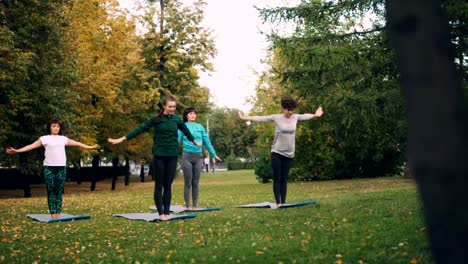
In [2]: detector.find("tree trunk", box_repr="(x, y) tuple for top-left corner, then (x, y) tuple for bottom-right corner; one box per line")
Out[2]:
(111, 157), (119, 190)
(76, 158), (82, 184)
(149, 163), (154, 181)
(91, 155), (99, 191)
(140, 164), (145, 182)
(19, 153), (31, 197)
(23, 175), (31, 198)
(124, 156), (130, 186)
(386, 0), (468, 262)
(159, 0), (165, 32)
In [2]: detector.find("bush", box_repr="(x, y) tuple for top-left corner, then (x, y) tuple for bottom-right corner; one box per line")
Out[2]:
(226, 161), (254, 171)
(254, 155), (272, 183)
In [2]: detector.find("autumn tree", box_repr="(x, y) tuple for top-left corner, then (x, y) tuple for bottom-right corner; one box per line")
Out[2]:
(63, 0), (151, 165)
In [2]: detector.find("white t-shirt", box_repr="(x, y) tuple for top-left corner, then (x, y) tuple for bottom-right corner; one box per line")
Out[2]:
(252, 114), (313, 158)
(40, 135), (69, 166)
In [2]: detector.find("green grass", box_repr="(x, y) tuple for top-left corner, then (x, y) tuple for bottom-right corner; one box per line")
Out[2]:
(0, 170), (431, 263)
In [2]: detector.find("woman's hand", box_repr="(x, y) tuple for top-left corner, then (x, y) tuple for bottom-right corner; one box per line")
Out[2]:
(88, 144), (99, 149)
(5, 148), (17, 155)
(215, 156), (222, 162)
(238, 110), (252, 121)
(193, 140), (201, 146)
(108, 137), (126, 145)
(315, 106), (323, 117)
(238, 111), (247, 120)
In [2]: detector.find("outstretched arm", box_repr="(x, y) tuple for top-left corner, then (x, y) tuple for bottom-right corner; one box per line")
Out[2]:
(314, 106), (324, 117)
(67, 139), (98, 149)
(302, 106), (324, 120)
(5, 139), (42, 154)
(239, 111), (275, 123)
(109, 117), (155, 145)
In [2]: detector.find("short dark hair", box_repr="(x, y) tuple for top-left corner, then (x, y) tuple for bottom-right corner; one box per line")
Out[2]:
(281, 97), (298, 110)
(46, 118), (63, 135)
(183, 107), (197, 122)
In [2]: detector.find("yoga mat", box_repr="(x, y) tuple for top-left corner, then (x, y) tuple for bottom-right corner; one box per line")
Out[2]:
(27, 214), (91, 223)
(237, 200), (317, 209)
(149, 205), (221, 213)
(113, 213), (196, 222)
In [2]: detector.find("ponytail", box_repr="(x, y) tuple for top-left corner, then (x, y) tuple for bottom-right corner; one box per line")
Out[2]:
(156, 101), (164, 119)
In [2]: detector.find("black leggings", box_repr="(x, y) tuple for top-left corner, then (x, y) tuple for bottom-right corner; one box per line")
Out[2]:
(152, 156), (178, 215)
(271, 152), (293, 204)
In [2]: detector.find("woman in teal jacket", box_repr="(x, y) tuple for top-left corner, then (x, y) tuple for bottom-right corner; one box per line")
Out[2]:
(179, 107), (222, 209)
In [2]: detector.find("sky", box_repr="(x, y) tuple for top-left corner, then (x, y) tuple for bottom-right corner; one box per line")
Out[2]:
(117, 0), (300, 111)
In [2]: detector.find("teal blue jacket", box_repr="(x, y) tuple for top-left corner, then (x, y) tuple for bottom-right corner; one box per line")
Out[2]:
(126, 114), (194, 157)
(178, 122), (217, 158)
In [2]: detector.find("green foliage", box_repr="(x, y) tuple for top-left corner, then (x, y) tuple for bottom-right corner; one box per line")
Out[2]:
(0, 173), (431, 263)
(0, 1), (78, 174)
(226, 161), (255, 170)
(444, 0), (468, 82)
(254, 155), (272, 183)
(138, 0), (215, 111)
(224, 149), (237, 162)
(208, 107), (256, 159)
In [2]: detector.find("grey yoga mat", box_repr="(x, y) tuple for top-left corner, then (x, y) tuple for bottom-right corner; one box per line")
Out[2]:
(113, 213), (196, 222)
(149, 205), (220, 213)
(27, 214), (91, 223)
(236, 200), (317, 209)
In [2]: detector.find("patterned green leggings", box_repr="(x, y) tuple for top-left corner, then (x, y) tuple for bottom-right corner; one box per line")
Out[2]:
(43, 166), (66, 214)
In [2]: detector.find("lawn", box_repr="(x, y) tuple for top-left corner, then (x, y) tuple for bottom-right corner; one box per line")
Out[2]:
(0, 170), (432, 263)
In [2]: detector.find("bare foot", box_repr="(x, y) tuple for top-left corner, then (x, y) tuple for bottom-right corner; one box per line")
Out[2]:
(160, 214), (170, 221)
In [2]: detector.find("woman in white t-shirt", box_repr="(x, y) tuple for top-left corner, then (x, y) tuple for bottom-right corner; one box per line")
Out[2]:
(239, 97), (323, 207)
(6, 118), (97, 219)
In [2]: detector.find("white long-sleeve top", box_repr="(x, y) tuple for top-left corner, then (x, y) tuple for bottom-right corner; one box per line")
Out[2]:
(252, 114), (313, 158)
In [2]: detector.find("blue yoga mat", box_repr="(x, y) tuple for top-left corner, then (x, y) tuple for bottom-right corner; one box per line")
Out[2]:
(237, 200), (317, 209)
(113, 213), (196, 222)
(27, 214), (91, 223)
(149, 205), (220, 213)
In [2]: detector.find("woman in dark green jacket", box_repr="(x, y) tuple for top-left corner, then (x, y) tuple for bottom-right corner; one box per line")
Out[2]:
(108, 95), (199, 220)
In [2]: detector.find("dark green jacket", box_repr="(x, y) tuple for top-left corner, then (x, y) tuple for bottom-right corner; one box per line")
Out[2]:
(125, 114), (194, 157)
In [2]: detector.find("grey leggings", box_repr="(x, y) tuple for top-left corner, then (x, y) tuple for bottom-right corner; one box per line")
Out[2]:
(182, 151), (203, 207)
